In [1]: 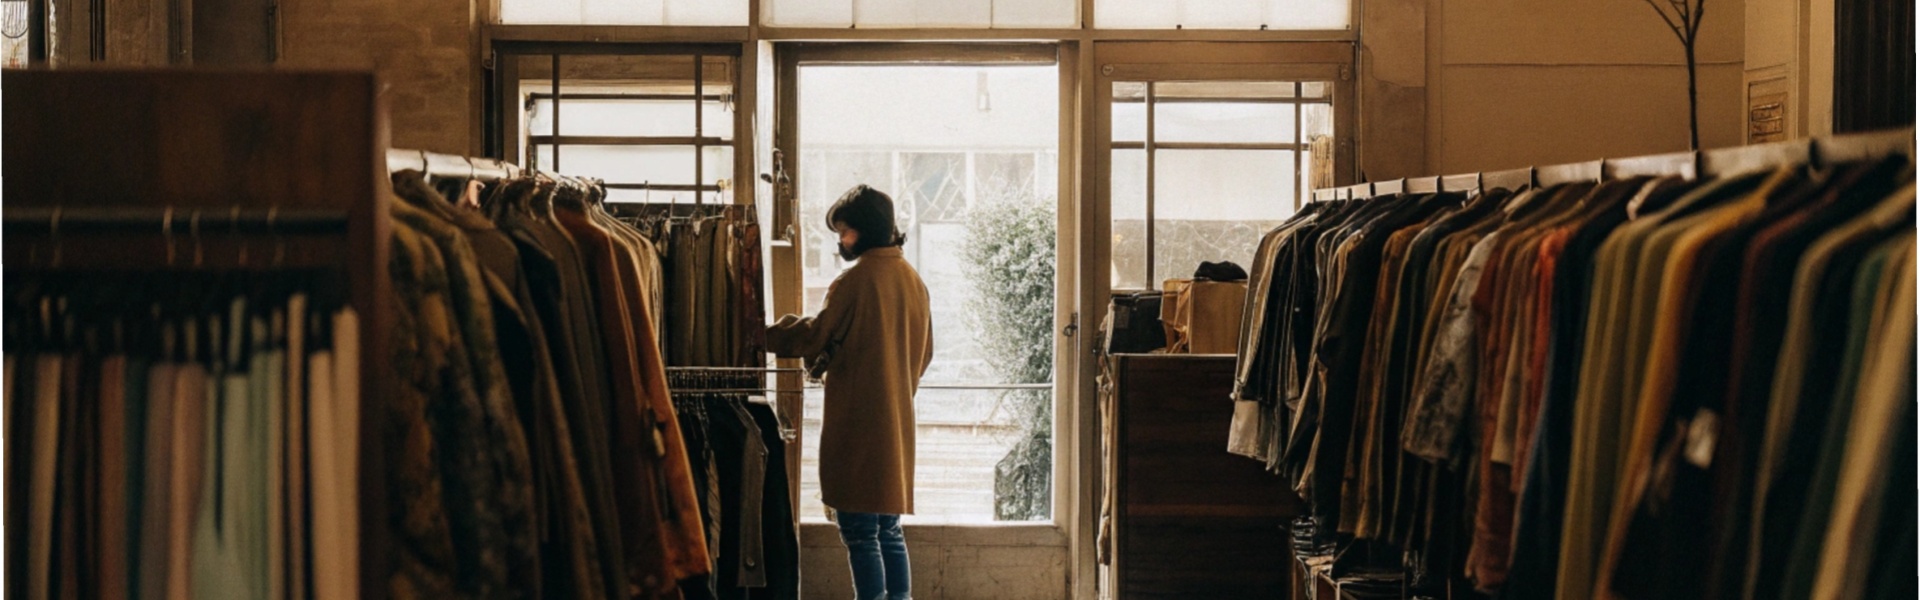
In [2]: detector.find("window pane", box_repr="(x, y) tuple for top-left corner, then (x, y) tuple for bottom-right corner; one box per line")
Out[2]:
(701, 98), (734, 138)
(502, 0), (747, 24)
(975, 152), (1040, 208)
(993, 0), (1076, 27)
(765, 0), (1071, 27)
(538, 145), (699, 185)
(1303, 102), (1333, 141)
(536, 99), (700, 137)
(1156, 81), (1297, 100)
(763, 0), (852, 26)
(1111, 148), (1147, 290)
(1266, 0), (1350, 30)
(802, 387), (1053, 523)
(801, 66), (1058, 148)
(855, 0), (991, 27)
(501, 0), (583, 24)
(1112, 82), (1147, 143)
(900, 152), (967, 223)
(1154, 101), (1296, 144)
(666, 0), (748, 25)
(701, 146), (734, 187)
(1152, 150), (1294, 284)
(1112, 102), (1145, 143)
(1093, 0), (1176, 28)
(1095, 0), (1350, 29)
(584, 0), (664, 24)
(1178, 0), (1262, 30)
(605, 188), (698, 205)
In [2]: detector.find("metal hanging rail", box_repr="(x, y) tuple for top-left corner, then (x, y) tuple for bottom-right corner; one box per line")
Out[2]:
(386, 148), (523, 181)
(1317, 127), (1915, 200)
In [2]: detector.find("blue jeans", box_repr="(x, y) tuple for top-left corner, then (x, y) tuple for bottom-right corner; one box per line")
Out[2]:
(836, 512), (910, 600)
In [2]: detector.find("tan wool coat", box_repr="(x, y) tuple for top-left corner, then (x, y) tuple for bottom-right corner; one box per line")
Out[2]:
(767, 247), (933, 515)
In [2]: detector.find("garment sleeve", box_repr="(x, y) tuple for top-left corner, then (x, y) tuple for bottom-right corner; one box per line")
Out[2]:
(766, 274), (856, 359)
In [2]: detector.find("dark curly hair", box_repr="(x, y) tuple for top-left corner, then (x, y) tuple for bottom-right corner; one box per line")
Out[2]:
(826, 184), (907, 259)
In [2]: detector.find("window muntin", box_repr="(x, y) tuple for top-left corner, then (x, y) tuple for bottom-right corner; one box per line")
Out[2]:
(761, 0), (1076, 28)
(500, 0), (748, 26)
(512, 53), (740, 205)
(1093, 0), (1350, 30)
(1110, 80), (1334, 289)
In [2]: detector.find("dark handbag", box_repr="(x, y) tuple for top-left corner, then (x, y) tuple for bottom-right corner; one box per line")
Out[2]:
(1106, 291), (1168, 354)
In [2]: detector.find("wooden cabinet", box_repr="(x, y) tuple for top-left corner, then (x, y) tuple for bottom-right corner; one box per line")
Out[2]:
(1104, 354), (1300, 599)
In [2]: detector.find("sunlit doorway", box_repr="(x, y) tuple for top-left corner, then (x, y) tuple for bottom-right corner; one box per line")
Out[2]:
(773, 43), (1073, 599)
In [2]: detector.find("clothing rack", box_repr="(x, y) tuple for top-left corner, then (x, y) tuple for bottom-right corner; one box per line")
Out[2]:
(607, 201), (757, 222)
(669, 389), (802, 396)
(2, 207), (348, 235)
(666, 366), (803, 373)
(384, 148), (521, 181)
(1314, 128), (1916, 201)
(5, 70), (393, 600)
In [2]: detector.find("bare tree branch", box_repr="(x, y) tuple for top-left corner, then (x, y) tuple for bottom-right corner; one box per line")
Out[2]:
(1642, 0), (1685, 40)
(1689, 0), (1707, 41)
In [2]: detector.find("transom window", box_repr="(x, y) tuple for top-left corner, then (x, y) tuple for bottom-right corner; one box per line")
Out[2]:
(496, 0), (1353, 30)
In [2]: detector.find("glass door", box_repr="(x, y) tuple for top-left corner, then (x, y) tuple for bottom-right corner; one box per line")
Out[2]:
(777, 46), (1067, 526)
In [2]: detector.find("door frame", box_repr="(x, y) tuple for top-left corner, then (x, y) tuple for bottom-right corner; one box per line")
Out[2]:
(770, 39), (1082, 595)
(1077, 40), (1355, 596)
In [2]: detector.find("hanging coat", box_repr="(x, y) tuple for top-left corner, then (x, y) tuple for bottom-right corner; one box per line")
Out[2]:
(767, 247), (933, 515)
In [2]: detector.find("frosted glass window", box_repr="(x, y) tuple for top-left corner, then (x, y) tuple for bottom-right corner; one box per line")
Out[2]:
(1111, 149), (1147, 289)
(701, 99), (734, 137)
(1112, 102), (1145, 143)
(763, 0), (1075, 27)
(993, 0), (1077, 27)
(1153, 102), (1295, 143)
(764, 0), (852, 27)
(501, 0), (582, 25)
(1154, 150), (1292, 220)
(526, 95), (732, 138)
(665, 0), (749, 25)
(701, 146), (734, 184)
(606, 188), (699, 205)
(1112, 82), (1147, 143)
(533, 99), (693, 137)
(1157, 81), (1296, 100)
(583, 0), (664, 25)
(1152, 150), (1294, 281)
(854, 0), (989, 27)
(538, 145), (692, 183)
(1303, 102), (1333, 140)
(1095, 0), (1350, 30)
(500, 0), (747, 25)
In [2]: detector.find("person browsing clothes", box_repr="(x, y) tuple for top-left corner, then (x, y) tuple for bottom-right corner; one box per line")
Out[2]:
(766, 185), (933, 600)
